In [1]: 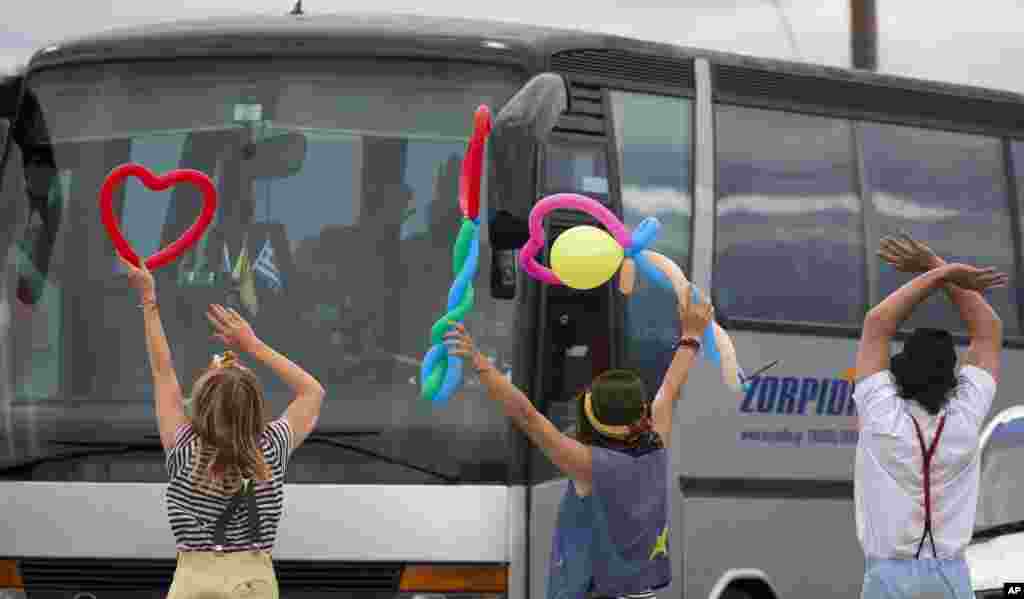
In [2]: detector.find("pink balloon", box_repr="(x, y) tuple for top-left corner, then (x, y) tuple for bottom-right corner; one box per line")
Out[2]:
(518, 193), (632, 286)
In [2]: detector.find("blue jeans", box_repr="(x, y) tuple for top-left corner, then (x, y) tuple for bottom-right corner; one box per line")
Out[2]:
(861, 557), (974, 599)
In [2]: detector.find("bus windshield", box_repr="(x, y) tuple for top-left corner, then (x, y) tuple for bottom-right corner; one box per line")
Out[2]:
(0, 57), (522, 484)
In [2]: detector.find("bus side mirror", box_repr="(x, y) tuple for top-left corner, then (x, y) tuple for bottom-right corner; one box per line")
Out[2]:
(489, 72), (568, 299)
(0, 75), (22, 160)
(0, 119), (10, 164)
(0, 74), (20, 121)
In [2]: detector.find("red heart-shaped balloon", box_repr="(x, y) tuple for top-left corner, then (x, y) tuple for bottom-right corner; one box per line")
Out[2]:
(99, 163), (218, 270)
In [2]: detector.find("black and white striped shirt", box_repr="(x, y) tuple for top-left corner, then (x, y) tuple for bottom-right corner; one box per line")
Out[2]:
(165, 418), (292, 552)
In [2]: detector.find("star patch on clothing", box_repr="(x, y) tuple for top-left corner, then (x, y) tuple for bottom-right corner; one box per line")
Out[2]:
(649, 526), (668, 560)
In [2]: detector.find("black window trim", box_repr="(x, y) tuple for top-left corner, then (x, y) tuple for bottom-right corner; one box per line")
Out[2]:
(719, 317), (1024, 350)
(712, 90), (1024, 141)
(1003, 138), (1024, 333)
(710, 99), (1024, 346)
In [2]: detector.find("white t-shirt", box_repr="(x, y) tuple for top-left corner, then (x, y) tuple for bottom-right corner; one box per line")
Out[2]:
(853, 365), (996, 559)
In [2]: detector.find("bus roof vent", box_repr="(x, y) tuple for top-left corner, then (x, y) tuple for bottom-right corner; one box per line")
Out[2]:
(550, 48), (695, 90)
(553, 79), (605, 137)
(549, 49), (695, 137)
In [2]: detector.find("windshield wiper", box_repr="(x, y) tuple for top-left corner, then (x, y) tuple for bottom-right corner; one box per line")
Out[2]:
(4, 437), (459, 483)
(0, 441), (166, 475)
(971, 520), (1024, 543)
(303, 435), (459, 484)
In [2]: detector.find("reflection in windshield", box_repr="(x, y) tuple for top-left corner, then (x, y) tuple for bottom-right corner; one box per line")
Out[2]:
(0, 58), (521, 483)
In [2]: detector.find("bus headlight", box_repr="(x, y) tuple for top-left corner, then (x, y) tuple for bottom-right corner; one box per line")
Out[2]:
(399, 564), (507, 598)
(0, 560), (24, 598)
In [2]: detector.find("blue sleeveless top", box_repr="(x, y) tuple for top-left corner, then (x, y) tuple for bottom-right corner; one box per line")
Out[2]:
(547, 434), (671, 599)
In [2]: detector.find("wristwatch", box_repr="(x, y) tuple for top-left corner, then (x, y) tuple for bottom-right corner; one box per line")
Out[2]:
(672, 336), (701, 353)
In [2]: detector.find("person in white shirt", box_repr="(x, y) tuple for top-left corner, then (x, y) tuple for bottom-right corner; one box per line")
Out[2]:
(853, 232), (1007, 599)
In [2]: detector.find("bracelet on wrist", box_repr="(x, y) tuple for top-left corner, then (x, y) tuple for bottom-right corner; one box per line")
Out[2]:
(672, 336), (701, 354)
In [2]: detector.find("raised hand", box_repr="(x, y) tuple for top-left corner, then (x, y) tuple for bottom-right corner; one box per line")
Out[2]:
(679, 285), (715, 338)
(878, 231), (944, 274)
(942, 263), (1009, 292)
(119, 254), (156, 300)
(443, 322), (489, 371)
(206, 304), (260, 353)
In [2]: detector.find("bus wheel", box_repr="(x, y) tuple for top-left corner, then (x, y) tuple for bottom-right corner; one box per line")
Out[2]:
(719, 588), (754, 599)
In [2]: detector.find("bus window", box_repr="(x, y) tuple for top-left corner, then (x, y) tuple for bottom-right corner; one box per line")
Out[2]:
(543, 139), (609, 201)
(862, 124), (1019, 335)
(610, 91), (693, 393)
(714, 105), (865, 326)
(10, 167), (69, 402)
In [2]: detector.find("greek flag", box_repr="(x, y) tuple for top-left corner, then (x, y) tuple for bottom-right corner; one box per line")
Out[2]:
(253, 238), (283, 291)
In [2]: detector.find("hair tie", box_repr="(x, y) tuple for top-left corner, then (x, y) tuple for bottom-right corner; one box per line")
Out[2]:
(211, 350), (239, 370)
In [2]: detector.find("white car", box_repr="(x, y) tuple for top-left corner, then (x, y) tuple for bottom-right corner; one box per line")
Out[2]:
(966, 405), (1024, 598)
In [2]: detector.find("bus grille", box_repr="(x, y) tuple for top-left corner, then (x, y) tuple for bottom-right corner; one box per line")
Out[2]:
(18, 558), (403, 592)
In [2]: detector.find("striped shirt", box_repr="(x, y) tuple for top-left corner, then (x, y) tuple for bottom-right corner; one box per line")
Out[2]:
(165, 418), (293, 552)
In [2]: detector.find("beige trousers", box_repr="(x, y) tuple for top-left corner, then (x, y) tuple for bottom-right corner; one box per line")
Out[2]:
(166, 550), (279, 598)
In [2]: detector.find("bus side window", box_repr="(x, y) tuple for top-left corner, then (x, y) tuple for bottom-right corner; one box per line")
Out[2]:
(610, 91), (693, 394)
(863, 127), (1020, 336)
(714, 105), (865, 327)
(8, 147), (68, 401)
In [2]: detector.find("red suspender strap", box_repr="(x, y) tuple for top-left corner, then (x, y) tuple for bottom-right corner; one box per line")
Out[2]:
(910, 413), (947, 559)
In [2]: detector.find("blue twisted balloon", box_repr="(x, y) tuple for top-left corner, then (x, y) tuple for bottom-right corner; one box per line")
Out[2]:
(420, 218), (480, 404)
(623, 217), (747, 389)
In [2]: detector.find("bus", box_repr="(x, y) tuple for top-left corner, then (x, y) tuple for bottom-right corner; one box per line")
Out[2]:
(2, 10), (1024, 599)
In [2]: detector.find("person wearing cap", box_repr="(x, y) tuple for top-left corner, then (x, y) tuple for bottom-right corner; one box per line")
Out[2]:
(444, 287), (714, 599)
(854, 233), (1007, 598)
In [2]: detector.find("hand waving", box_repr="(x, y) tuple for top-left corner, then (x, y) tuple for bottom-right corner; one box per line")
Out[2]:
(942, 263), (1009, 292)
(878, 231), (945, 274)
(206, 304), (260, 352)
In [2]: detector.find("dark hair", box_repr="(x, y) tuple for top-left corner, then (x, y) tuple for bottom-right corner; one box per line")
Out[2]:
(573, 369), (649, 445)
(890, 328), (958, 415)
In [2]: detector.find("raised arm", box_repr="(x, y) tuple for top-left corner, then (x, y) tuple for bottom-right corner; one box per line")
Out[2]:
(445, 322), (592, 485)
(120, 256), (186, 451)
(651, 286), (713, 448)
(879, 234), (1004, 382)
(856, 264), (958, 381)
(206, 305), (325, 450)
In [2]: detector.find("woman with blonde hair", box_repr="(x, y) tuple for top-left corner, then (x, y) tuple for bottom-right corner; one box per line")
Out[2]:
(445, 288), (714, 599)
(121, 255), (325, 598)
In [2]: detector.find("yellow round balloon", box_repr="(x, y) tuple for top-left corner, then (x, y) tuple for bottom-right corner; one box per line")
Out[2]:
(550, 225), (624, 290)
